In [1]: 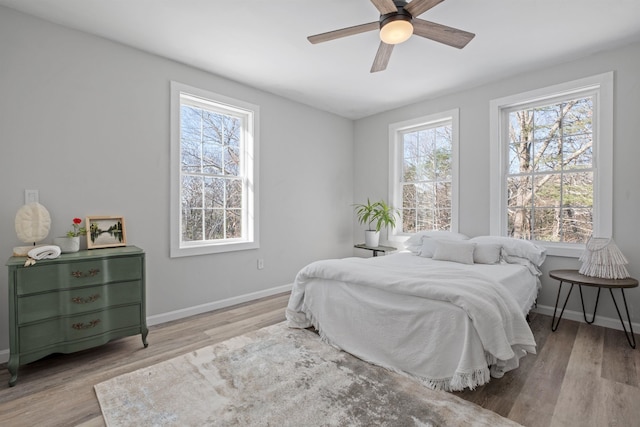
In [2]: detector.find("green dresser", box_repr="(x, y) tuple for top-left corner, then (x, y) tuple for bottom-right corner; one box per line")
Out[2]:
(6, 246), (148, 386)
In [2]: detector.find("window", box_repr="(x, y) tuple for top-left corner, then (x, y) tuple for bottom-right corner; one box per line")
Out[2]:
(389, 109), (459, 238)
(490, 73), (613, 257)
(170, 82), (259, 257)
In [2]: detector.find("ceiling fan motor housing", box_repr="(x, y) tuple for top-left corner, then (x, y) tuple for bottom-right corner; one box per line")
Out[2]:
(380, 0), (413, 29)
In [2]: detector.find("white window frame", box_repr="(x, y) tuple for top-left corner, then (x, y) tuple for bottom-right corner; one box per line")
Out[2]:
(170, 81), (259, 257)
(489, 72), (613, 257)
(388, 109), (460, 243)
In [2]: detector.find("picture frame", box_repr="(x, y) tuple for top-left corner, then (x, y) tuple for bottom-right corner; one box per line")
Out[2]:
(86, 216), (127, 249)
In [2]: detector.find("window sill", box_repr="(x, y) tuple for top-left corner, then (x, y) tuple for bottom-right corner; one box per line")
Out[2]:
(538, 241), (585, 258)
(170, 240), (259, 258)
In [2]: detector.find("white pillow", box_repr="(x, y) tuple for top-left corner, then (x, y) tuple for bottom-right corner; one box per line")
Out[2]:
(473, 243), (502, 264)
(418, 237), (438, 258)
(469, 236), (546, 266)
(502, 252), (543, 276)
(432, 240), (476, 265)
(406, 231), (470, 253)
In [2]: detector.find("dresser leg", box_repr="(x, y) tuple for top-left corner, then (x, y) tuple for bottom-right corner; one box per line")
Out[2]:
(141, 327), (149, 348)
(8, 354), (19, 387)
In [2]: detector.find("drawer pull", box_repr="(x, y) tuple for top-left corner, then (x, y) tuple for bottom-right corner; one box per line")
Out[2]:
(71, 294), (100, 304)
(71, 268), (100, 279)
(71, 319), (101, 330)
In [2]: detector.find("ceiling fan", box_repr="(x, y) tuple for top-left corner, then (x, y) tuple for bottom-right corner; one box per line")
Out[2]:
(308, 0), (475, 73)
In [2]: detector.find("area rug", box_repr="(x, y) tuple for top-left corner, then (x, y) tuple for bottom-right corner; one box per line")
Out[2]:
(94, 323), (521, 426)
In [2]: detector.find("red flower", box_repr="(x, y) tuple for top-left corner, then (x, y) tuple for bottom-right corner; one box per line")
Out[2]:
(67, 218), (86, 237)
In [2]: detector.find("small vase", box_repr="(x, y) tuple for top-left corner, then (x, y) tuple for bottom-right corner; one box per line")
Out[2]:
(54, 236), (80, 253)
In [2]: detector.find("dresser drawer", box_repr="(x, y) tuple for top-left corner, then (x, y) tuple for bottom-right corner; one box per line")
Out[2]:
(17, 281), (142, 324)
(18, 305), (142, 353)
(16, 257), (142, 295)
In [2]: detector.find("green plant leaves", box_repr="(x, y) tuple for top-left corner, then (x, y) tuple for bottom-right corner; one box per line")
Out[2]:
(353, 199), (398, 232)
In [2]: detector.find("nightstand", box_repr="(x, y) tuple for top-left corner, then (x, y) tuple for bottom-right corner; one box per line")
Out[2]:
(549, 269), (637, 348)
(354, 243), (397, 257)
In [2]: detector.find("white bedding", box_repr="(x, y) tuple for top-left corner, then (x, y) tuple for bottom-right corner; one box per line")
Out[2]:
(286, 252), (538, 391)
(435, 257), (541, 315)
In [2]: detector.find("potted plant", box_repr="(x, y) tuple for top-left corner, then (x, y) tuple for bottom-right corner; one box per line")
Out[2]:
(53, 217), (86, 253)
(354, 199), (398, 247)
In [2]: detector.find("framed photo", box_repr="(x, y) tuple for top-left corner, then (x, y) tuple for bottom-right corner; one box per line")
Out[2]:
(86, 216), (127, 249)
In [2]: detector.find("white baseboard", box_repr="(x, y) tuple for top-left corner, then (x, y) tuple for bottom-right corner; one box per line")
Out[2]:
(533, 304), (640, 334)
(146, 283), (292, 326)
(0, 283), (293, 365)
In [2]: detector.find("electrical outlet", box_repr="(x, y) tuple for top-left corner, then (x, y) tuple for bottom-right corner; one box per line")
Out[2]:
(257, 259), (264, 270)
(25, 189), (39, 204)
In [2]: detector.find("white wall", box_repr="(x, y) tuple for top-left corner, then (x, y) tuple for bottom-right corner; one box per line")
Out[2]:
(2, 5), (639, 361)
(0, 7), (355, 355)
(354, 41), (640, 328)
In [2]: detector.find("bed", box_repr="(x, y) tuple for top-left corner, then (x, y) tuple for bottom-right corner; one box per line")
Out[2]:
(286, 233), (546, 391)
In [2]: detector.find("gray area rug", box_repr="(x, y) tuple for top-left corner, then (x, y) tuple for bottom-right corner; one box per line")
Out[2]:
(95, 323), (521, 426)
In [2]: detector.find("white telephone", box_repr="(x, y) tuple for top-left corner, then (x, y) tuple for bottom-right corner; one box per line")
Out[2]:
(27, 245), (61, 260)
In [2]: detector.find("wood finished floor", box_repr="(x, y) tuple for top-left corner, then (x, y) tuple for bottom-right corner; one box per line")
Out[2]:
(0, 292), (638, 427)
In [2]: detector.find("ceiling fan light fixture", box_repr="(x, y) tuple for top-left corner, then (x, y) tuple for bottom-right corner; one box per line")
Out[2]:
(307, 0), (476, 72)
(380, 16), (413, 45)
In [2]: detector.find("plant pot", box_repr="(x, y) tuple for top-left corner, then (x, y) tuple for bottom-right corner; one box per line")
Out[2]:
(53, 236), (80, 253)
(364, 230), (380, 247)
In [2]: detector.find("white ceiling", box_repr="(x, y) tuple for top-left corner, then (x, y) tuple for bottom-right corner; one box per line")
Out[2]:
(2, 0), (640, 119)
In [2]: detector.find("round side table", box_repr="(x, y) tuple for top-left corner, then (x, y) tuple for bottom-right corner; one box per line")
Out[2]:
(549, 269), (638, 348)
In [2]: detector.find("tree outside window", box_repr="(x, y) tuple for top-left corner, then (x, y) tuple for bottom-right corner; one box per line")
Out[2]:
(491, 72), (613, 257)
(389, 109), (459, 239)
(506, 97), (593, 243)
(180, 105), (243, 242)
(401, 123), (453, 233)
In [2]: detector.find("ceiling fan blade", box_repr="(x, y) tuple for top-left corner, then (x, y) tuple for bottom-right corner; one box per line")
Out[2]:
(412, 18), (475, 49)
(308, 21), (379, 44)
(404, 0), (444, 17)
(370, 0), (398, 15)
(371, 42), (394, 73)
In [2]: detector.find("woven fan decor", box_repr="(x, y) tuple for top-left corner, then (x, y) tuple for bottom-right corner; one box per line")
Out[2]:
(15, 202), (51, 243)
(579, 237), (630, 279)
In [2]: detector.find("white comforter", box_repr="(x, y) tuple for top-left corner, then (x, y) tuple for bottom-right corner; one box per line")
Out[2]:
(286, 254), (537, 391)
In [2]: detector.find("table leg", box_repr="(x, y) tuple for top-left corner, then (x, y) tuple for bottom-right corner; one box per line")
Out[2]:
(578, 285), (601, 324)
(609, 288), (637, 349)
(552, 281), (575, 331)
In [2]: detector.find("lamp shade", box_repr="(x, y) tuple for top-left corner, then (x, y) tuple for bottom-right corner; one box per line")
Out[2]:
(579, 237), (629, 279)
